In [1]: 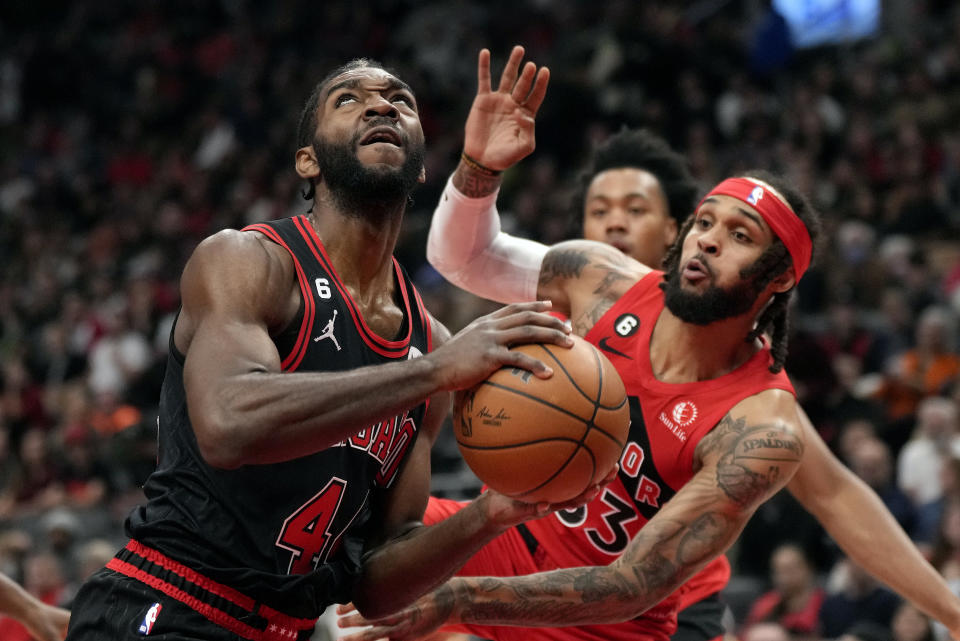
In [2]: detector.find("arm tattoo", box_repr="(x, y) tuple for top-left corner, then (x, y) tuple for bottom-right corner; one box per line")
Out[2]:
(540, 249), (590, 285)
(572, 301), (614, 335)
(630, 552), (677, 593)
(452, 162), (502, 197)
(701, 414), (804, 506)
(432, 582), (457, 625)
(593, 270), (631, 296)
(450, 507), (740, 626)
(677, 513), (731, 565)
(572, 568), (640, 603)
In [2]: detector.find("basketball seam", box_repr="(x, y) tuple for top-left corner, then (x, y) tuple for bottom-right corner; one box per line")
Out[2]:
(536, 344), (600, 405)
(455, 436), (583, 450)
(456, 436), (595, 498)
(473, 380), (628, 449)
(459, 341), (629, 500)
(515, 443), (596, 500)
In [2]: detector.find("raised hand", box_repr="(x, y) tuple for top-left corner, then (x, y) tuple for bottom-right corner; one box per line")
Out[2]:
(426, 301), (572, 392)
(463, 46), (550, 171)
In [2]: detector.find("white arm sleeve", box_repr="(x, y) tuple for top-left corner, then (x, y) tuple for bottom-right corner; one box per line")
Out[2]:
(427, 177), (548, 304)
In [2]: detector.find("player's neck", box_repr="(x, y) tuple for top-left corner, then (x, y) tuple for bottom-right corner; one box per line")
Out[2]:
(308, 206), (402, 296)
(649, 309), (761, 382)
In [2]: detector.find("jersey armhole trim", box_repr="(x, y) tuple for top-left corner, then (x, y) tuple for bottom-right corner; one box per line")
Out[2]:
(241, 223), (315, 371)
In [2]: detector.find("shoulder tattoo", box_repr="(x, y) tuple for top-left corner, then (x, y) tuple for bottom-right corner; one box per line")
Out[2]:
(540, 249), (590, 285)
(704, 414), (804, 507)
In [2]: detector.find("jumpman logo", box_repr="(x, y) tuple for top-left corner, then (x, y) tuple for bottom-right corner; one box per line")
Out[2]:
(314, 309), (341, 351)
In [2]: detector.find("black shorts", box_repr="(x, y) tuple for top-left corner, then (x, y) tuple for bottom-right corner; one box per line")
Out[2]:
(671, 593), (726, 641)
(66, 541), (318, 641)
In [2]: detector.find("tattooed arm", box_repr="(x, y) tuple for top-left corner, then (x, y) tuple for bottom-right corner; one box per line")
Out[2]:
(537, 240), (648, 334)
(339, 393), (806, 639)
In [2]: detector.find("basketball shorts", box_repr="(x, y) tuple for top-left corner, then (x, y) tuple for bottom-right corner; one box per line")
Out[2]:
(66, 541), (318, 641)
(672, 593), (725, 641)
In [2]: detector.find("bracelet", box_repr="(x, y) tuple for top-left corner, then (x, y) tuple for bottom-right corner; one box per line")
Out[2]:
(460, 152), (502, 177)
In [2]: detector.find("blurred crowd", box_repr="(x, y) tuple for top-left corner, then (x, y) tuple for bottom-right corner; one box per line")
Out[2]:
(1, 1), (960, 640)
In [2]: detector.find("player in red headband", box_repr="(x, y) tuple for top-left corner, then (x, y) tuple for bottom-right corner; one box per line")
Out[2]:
(339, 46), (960, 641)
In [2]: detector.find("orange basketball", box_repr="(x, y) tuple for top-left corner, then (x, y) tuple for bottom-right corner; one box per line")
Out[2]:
(454, 335), (630, 503)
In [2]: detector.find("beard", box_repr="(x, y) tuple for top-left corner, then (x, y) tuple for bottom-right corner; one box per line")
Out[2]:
(662, 256), (764, 325)
(312, 123), (425, 221)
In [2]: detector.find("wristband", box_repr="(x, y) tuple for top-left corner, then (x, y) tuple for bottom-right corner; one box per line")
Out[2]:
(460, 152), (502, 177)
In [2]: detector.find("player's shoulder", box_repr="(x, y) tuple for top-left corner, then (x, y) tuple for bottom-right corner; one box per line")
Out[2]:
(181, 228), (296, 319)
(193, 227), (286, 261)
(545, 239), (648, 270)
(696, 390), (805, 467)
(188, 228), (293, 284)
(696, 390), (806, 507)
(726, 389), (804, 442)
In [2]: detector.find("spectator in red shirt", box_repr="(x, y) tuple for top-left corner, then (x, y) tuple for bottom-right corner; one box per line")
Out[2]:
(744, 543), (826, 637)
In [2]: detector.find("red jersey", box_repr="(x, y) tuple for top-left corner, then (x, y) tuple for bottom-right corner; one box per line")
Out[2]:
(524, 271), (795, 638)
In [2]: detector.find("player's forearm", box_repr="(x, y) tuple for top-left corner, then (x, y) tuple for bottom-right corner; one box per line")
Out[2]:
(188, 357), (440, 468)
(445, 512), (738, 627)
(427, 165), (546, 304)
(445, 565), (654, 627)
(798, 471), (960, 631)
(0, 573), (41, 624)
(452, 157), (502, 197)
(354, 494), (509, 618)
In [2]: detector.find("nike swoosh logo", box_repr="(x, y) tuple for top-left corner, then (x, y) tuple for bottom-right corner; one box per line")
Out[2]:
(597, 337), (632, 360)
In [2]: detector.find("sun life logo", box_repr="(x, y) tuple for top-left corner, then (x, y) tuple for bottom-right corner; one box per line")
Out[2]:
(671, 401), (698, 427)
(747, 185), (764, 206)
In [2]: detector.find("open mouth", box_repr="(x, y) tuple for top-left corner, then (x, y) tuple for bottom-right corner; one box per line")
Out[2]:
(682, 257), (710, 282)
(359, 127), (402, 147)
(610, 241), (631, 255)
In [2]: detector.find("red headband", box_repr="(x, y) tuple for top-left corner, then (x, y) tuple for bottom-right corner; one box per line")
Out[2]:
(700, 177), (812, 281)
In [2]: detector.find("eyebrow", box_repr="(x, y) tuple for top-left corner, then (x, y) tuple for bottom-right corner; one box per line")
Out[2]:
(701, 196), (768, 233)
(589, 192), (651, 202)
(324, 76), (415, 102)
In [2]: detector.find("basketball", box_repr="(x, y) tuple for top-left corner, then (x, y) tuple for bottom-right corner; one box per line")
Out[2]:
(454, 335), (630, 503)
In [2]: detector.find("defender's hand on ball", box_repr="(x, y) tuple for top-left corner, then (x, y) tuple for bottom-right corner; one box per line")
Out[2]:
(480, 464), (620, 529)
(427, 300), (573, 392)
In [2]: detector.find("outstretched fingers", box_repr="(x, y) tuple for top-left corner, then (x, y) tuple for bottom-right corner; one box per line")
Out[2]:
(496, 45), (526, 93)
(477, 48), (492, 94)
(511, 60), (537, 104)
(525, 66), (550, 115)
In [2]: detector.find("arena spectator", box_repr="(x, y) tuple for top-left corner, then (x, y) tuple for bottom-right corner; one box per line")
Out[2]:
(848, 437), (917, 535)
(743, 543), (826, 637)
(819, 557), (901, 638)
(898, 397), (960, 506)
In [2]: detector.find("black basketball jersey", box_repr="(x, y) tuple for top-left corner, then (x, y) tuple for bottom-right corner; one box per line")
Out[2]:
(126, 215), (434, 618)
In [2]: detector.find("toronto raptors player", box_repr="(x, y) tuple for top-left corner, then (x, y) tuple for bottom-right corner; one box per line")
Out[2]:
(338, 46), (960, 641)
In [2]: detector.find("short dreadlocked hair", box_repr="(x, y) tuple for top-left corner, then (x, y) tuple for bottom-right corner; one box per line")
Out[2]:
(660, 169), (822, 373)
(568, 128), (699, 237)
(294, 58), (387, 202)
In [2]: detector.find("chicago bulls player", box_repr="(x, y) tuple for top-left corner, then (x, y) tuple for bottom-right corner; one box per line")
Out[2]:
(64, 56), (603, 641)
(338, 46), (960, 641)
